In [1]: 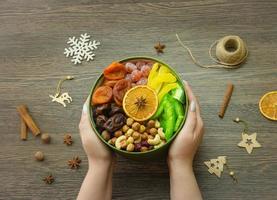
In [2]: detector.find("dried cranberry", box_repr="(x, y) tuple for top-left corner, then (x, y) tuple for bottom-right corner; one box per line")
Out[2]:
(134, 143), (142, 151)
(141, 141), (150, 148)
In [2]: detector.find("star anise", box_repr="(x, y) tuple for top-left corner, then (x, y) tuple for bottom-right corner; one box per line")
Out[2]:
(64, 134), (73, 145)
(43, 174), (54, 184)
(154, 42), (166, 54)
(68, 156), (82, 169)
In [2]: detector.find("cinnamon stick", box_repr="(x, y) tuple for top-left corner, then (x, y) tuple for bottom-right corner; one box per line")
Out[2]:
(20, 118), (28, 140)
(17, 105), (40, 136)
(218, 83), (234, 118)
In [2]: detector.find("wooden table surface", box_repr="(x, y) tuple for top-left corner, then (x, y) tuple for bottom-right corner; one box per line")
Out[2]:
(1, 0), (277, 199)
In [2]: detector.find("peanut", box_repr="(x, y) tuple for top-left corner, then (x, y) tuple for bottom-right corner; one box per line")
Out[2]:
(126, 118), (134, 126)
(122, 125), (129, 133)
(127, 136), (134, 144)
(126, 143), (135, 152)
(134, 135), (142, 144)
(155, 120), (161, 128)
(139, 125), (146, 133)
(125, 129), (134, 137)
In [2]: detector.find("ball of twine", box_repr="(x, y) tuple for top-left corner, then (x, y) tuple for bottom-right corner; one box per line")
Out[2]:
(176, 34), (248, 69)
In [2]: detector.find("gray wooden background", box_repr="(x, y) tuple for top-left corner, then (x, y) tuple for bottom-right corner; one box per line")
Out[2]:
(0, 0), (276, 199)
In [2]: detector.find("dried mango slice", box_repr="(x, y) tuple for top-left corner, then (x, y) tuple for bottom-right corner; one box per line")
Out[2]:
(158, 83), (178, 102)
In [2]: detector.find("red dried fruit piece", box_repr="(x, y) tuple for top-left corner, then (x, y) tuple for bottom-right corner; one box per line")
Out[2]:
(92, 86), (113, 105)
(141, 65), (151, 77)
(125, 62), (137, 73)
(103, 79), (118, 88)
(131, 70), (143, 82)
(113, 79), (131, 106)
(104, 62), (126, 80)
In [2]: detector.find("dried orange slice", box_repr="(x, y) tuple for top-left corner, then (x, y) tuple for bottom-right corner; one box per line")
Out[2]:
(259, 91), (277, 121)
(123, 85), (158, 121)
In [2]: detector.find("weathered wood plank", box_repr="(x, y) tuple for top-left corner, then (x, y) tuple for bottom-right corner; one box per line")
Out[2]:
(0, 0), (276, 199)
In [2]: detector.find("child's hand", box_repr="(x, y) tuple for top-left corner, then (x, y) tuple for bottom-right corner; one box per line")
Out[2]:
(79, 98), (114, 165)
(168, 81), (204, 167)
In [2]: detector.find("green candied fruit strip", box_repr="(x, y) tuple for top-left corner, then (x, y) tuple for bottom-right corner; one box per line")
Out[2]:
(173, 100), (185, 131)
(163, 94), (177, 141)
(151, 94), (168, 119)
(170, 85), (186, 104)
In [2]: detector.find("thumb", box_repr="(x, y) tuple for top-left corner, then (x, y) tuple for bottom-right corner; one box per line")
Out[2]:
(182, 100), (197, 134)
(79, 96), (91, 131)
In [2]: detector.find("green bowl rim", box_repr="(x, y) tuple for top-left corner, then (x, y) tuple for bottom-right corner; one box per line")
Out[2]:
(88, 56), (189, 155)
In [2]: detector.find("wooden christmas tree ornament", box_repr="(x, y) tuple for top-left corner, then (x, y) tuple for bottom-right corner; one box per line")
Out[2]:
(204, 156), (238, 183)
(233, 118), (261, 154)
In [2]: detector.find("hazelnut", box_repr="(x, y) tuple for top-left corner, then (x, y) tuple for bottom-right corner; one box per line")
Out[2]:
(147, 120), (155, 128)
(126, 143), (135, 152)
(108, 137), (117, 145)
(132, 131), (140, 140)
(41, 133), (51, 144)
(114, 130), (123, 138)
(155, 120), (161, 128)
(132, 122), (140, 131)
(101, 130), (110, 141)
(125, 129), (134, 137)
(122, 125), (129, 133)
(149, 128), (157, 136)
(126, 118), (134, 126)
(139, 125), (146, 133)
(140, 146), (148, 152)
(34, 151), (44, 161)
(141, 132), (148, 140)
(127, 136), (134, 144)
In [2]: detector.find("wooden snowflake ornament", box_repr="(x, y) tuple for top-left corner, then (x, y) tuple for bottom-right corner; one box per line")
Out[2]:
(64, 33), (100, 64)
(238, 132), (261, 154)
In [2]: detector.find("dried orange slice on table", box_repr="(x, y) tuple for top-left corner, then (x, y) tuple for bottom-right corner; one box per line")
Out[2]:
(259, 91), (277, 121)
(123, 85), (158, 121)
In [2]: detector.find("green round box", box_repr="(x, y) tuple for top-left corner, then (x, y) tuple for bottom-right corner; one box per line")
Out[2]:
(88, 56), (188, 160)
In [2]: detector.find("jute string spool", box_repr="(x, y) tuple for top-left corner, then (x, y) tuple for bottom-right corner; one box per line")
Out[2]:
(176, 34), (248, 69)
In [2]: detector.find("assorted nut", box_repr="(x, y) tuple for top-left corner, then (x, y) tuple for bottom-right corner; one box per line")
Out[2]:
(100, 117), (166, 152)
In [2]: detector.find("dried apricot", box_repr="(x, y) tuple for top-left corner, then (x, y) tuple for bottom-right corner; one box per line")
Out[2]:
(103, 79), (118, 88)
(113, 79), (131, 106)
(104, 62), (126, 80)
(92, 86), (113, 105)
